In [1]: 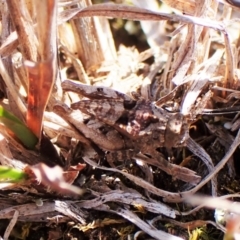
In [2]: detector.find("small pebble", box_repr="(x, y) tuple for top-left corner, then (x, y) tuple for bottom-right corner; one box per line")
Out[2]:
(224, 122), (233, 129)
(35, 198), (43, 207)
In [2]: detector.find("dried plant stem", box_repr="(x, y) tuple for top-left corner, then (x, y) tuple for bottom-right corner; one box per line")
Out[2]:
(0, 58), (26, 118)
(6, 0), (38, 61)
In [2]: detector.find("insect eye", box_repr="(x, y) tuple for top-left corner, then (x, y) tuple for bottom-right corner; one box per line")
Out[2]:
(123, 100), (136, 109)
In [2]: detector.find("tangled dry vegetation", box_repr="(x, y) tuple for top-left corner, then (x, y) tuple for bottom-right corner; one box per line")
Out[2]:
(2, 0), (240, 239)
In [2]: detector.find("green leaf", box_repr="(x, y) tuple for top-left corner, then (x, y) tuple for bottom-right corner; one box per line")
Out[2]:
(0, 166), (28, 182)
(0, 106), (38, 149)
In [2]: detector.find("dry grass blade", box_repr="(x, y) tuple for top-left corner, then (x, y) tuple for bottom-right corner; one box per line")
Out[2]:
(186, 137), (218, 197)
(43, 111), (92, 145)
(83, 157), (183, 201)
(26, 0), (57, 139)
(0, 59), (26, 119)
(0, 200), (87, 223)
(6, 0), (38, 61)
(94, 204), (184, 240)
(25, 60), (55, 139)
(114, 208), (181, 240)
(77, 190), (176, 218)
(3, 210), (19, 240)
(134, 153), (201, 184)
(0, 31), (18, 58)
(0, 202), (56, 220)
(68, 0), (116, 71)
(60, 2), (224, 30)
(177, 128), (240, 202)
(54, 200), (87, 224)
(186, 194), (240, 215)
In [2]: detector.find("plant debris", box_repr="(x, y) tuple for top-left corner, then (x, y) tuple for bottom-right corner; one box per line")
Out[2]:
(1, 0), (240, 239)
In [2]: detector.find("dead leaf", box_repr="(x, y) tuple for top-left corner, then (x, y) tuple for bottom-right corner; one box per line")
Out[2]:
(63, 163), (86, 185)
(25, 163), (85, 196)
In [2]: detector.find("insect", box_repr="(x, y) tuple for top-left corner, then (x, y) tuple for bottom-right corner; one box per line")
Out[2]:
(61, 80), (201, 184)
